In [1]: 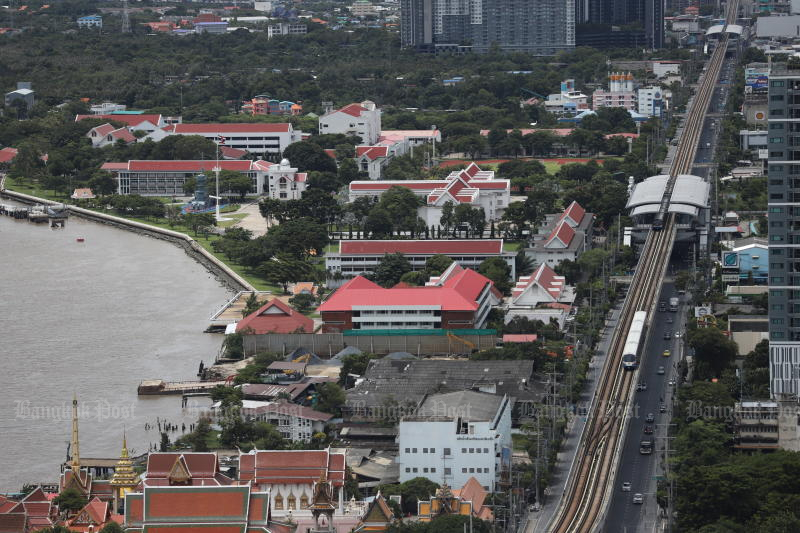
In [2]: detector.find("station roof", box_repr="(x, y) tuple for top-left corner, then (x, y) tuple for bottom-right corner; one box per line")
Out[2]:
(626, 174), (709, 219)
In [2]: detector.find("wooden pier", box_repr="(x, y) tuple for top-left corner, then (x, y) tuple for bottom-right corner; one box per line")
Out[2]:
(0, 203), (69, 227)
(137, 379), (227, 396)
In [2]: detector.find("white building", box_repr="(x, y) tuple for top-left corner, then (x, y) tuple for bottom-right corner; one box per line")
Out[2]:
(544, 80), (589, 116)
(593, 73), (638, 111)
(246, 401), (332, 442)
(86, 123), (136, 148)
(505, 263), (575, 327)
(267, 22), (308, 38)
(319, 101), (382, 145)
(76, 113), (165, 134)
(740, 129), (768, 152)
(90, 102), (126, 114)
(398, 391), (512, 492)
(77, 15), (102, 28)
(348, 162), (510, 224)
(164, 122), (303, 159)
(637, 87), (665, 118)
(652, 61), (682, 79)
(266, 158), (308, 200)
(325, 239), (516, 286)
(526, 201), (593, 266)
(351, 0), (377, 16)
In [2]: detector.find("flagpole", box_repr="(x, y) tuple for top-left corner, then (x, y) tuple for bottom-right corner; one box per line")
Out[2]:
(214, 137), (222, 222)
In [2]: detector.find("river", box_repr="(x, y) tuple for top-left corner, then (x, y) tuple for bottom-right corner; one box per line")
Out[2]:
(0, 203), (231, 492)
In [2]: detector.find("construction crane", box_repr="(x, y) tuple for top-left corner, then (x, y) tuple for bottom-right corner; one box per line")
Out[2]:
(447, 331), (475, 352)
(521, 88), (547, 100)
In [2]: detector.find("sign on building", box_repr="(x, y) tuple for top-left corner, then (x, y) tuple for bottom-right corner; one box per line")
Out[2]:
(721, 274), (740, 282)
(722, 252), (740, 269)
(694, 306), (712, 318)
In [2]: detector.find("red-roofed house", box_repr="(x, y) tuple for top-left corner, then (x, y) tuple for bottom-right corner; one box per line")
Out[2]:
(100, 159), (277, 196)
(66, 497), (120, 532)
(348, 162), (510, 225)
(505, 263), (575, 328)
(319, 101), (381, 144)
(124, 484), (286, 533)
(75, 113), (165, 133)
(325, 239), (515, 286)
(318, 263), (501, 332)
(238, 448), (353, 529)
(236, 298), (314, 334)
(1, 487), (57, 531)
(139, 452), (233, 488)
(355, 145), (390, 179)
(527, 201), (593, 266)
(86, 122), (136, 147)
(266, 158), (307, 200)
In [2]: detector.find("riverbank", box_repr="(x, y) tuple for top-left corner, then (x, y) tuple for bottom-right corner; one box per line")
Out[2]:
(0, 187), (258, 293)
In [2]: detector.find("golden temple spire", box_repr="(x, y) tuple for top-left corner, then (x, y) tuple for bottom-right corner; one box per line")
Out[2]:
(70, 393), (81, 472)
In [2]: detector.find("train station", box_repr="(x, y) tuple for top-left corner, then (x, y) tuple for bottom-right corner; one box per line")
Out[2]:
(625, 173), (711, 249)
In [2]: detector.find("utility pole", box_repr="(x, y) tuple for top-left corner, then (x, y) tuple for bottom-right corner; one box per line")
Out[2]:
(121, 0), (131, 33)
(656, 425), (677, 533)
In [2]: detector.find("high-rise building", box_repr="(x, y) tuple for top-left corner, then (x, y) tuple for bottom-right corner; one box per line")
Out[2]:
(400, 0), (575, 54)
(575, 0), (663, 49)
(767, 66), (800, 399)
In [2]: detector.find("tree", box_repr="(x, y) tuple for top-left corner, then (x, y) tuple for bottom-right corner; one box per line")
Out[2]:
(375, 186), (424, 235)
(425, 254), (453, 276)
(339, 352), (381, 386)
(265, 218), (329, 259)
(577, 248), (609, 277)
(687, 327), (738, 379)
(88, 170), (117, 196)
(282, 141), (338, 173)
(184, 212), (216, 236)
(337, 157), (360, 184)
(371, 253), (413, 287)
(365, 208), (393, 238)
(399, 270), (429, 286)
(241, 292), (262, 317)
(253, 422), (286, 450)
(53, 488), (88, 513)
(478, 257), (512, 294)
(289, 293), (316, 313)
(316, 382), (346, 415)
(219, 170), (253, 200)
(99, 523), (125, 533)
(257, 254), (313, 293)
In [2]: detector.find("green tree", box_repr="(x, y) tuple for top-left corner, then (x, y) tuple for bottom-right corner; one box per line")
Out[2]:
(265, 218), (329, 259)
(316, 382), (346, 415)
(88, 170), (117, 196)
(282, 141), (338, 173)
(371, 253), (413, 287)
(338, 352), (381, 386)
(425, 254), (453, 276)
(219, 170), (253, 200)
(337, 157), (360, 184)
(99, 523), (125, 533)
(257, 254), (313, 294)
(241, 292), (262, 317)
(478, 257), (512, 294)
(289, 293), (316, 313)
(577, 248), (609, 277)
(53, 487), (88, 513)
(184, 212), (216, 236)
(253, 422), (286, 450)
(687, 327), (738, 379)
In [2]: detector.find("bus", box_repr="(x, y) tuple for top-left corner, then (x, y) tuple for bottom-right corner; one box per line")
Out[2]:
(669, 297), (679, 312)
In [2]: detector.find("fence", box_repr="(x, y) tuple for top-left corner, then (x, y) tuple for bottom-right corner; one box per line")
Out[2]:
(242, 331), (499, 357)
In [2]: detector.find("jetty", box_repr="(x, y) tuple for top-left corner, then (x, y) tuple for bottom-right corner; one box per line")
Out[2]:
(137, 379), (227, 396)
(0, 202), (69, 227)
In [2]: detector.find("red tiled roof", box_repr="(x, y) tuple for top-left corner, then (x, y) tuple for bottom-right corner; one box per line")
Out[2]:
(236, 298), (314, 335)
(319, 269), (495, 312)
(240, 449), (346, 486)
(220, 145), (248, 159)
(0, 514), (27, 533)
(350, 180), (444, 191)
(464, 162), (481, 178)
(356, 146), (389, 160)
(76, 114), (162, 128)
(0, 147), (18, 163)
(340, 239), (503, 255)
(546, 220), (575, 247)
(145, 452), (222, 481)
(337, 103), (368, 117)
(173, 123), (291, 134)
(562, 201), (585, 225)
(91, 123), (115, 137)
(110, 127), (136, 143)
(100, 162), (128, 171)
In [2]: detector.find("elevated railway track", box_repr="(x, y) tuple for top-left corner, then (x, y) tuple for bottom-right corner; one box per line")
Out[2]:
(546, 2), (739, 531)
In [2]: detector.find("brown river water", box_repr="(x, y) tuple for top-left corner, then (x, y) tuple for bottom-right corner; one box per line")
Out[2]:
(0, 202), (229, 491)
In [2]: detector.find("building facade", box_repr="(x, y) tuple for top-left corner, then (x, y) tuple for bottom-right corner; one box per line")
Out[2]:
(767, 68), (800, 398)
(169, 123), (302, 159)
(592, 72), (638, 111)
(320, 102), (382, 145)
(400, 0), (574, 55)
(325, 239), (516, 283)
(637, 86), (665, 117)
(319, 264), (502, 332)
(398, 391), (512, 492)
(526, 201), (593, 266)
(266, 158), (308, 200)
(77, 15), (102, 28)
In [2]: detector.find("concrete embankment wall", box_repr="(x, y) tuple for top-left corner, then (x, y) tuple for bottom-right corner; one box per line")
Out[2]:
(0, 189), (255, 292)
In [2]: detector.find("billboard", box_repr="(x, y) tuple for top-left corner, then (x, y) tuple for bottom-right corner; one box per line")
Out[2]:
(745, 67), (769, 92)
(722, 251), (740, 269)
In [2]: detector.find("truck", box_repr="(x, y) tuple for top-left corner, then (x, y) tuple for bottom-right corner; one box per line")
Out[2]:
(669, 297), (679, 312)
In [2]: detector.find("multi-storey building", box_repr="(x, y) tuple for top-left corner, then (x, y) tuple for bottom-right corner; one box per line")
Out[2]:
(400, 0), (574, 55)
(319, 102), (382, 145)
(168, 123), (302, 160)
(767, 67), (800, 398)
(576, 0), (662, 49)
(398, 390), (512, 491)
(592, 72), (638, 111)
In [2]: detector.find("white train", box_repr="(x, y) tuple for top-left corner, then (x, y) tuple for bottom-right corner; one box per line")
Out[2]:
(622, 311), (648, 370)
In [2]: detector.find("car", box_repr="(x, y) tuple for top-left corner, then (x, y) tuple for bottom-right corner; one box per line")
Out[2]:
(646, 413), (655, 423)
(637, 382), (648, 391)
(528, 503), (540, 512)
(664, 331), (672, 340)
(633, 493), (644, 504)
(657, 366), (665, 375)
(669, 378), (676, 387)
(622, 482), (632, 492)
(675, 331), (682, 338)
(660, 403), (667, 413)
(663, 350), (671, 357)
(644, 425), (653, 434)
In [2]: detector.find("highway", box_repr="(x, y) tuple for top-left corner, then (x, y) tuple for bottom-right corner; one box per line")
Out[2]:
(544, 1), (740, 531)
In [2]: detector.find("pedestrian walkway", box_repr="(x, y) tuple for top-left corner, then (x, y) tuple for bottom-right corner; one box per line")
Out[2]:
(230, 201), (273, 237)
(525, 301), (625, 533)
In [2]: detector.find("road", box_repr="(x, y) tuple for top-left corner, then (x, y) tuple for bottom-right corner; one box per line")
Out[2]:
(604, 279), (687, 532)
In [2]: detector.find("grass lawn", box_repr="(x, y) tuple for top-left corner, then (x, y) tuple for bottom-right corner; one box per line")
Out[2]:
(512, 432), (529, 452)
(503, 241), (522, 252)
(543, 161), (562, 174)
(325, 243), (339, 254)
(218, 212), (247, 228)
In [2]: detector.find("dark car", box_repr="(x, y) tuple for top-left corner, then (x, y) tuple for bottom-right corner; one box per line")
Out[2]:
(664, 330), (672, 340)
(646, 413), (655, 423)
(637, 382), (647, 392)
(644, 425), (653, 434)
(660, 403), (667, 413)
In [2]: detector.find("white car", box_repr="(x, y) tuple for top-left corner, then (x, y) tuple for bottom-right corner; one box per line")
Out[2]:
(622, 482), (632, 492)
(633, 493), (644, 504)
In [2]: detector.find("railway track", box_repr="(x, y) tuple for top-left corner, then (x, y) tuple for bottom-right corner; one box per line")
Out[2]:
(546, 2), (739, 531)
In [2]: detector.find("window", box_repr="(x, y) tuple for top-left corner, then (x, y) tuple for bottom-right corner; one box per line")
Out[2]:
(462, 468), (467, 473)
(445, 468), (452, 475)
(430, 448), (435, 454)
(423, 467), (429, 473)
(771, 207), (785, 213)
(772, 276), (785, 283)
(771, 109), (785, 116)
(770, 152), (785, 158)
(771, 123), (786, 130)
(772, 80), (786, 87)
(431, 467), (436, 473)
(462, 448), (467, 453)
(770, 137), (785, 144)
(412, 448), (417, 453)
(469, 468), (475, 473)
(423, 448), (428, 453)
(405, 467), (411, 473)
(443, 448), (451, 456)
(405, 448), (410, 453)
(484, 448), (489, 453)
(413, 467), (418, 473)
(469, 448), (474, 453)
(772, 95), (785, 101)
